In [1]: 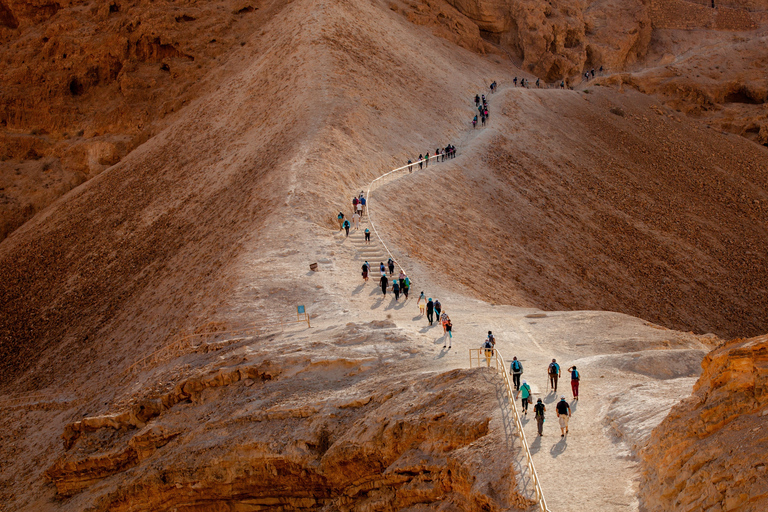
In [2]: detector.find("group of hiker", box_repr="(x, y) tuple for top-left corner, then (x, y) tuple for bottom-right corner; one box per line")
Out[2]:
(407, 145), (457, 172)
(418, 294), (452, 348)
(473, 93), (490, 128)
(337, 192), (368, 237)
(509, 355), (580, 437)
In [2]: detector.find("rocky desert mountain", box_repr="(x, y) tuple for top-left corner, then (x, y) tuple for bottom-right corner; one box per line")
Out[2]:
(1, 0), (767, 510)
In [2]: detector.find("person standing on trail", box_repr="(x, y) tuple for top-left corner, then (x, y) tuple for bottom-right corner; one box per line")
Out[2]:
(402, 274), (410, 299)
(433, 299), (442, 322)
(362, 261), (369, 282)
(364, 227), (371, 244)
(513, 77), (518, 87)
(337, 211), (345, 230)
(510, 356), (523, 391)
(352, 211), (360, 230)
(483, 337), (494, 367)
(418, 291), (426, 315)
(380, 274), (388, 296)
(426, 297), (434, 325)
(569, 365), (580, 399)
(560, 80), (565, 89)
(520, 380), (532, 415)
(425, 152), (430, 167)
(418, 154), (423, 169)
(408, 159), (413, 173)
(534, 398), (546, 436)
(556, 396), (571, 437)
(548, 358), (561, 392)
(475, 94), (480, 105)
(392, 279), (400, 301)
(387, 258), (395, 276)
(343, 219), (350, 237)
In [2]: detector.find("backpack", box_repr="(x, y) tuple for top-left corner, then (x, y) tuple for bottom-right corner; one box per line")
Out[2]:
(512, 360), (521, 372)
(404, 277), (410, 287)
(549, 362), (559, 375)
(571, 369), (579, 381)
(434, 300), (441, 309)
(534, 403), (545, 418)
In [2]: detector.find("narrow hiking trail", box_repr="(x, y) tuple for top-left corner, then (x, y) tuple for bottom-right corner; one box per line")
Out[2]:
(318, 83), (710, 512)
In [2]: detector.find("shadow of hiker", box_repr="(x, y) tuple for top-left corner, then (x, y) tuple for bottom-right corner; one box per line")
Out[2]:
(550, 437), (567, 458)
(369, 286), (381, 296)
(544, 393), (558, 405)
(412, 314), (423, 321)
(371, 297), (383, 309)
(352, 284), (365, 295)
(570, 399), (578, 413)
(530, 432), (542, 454)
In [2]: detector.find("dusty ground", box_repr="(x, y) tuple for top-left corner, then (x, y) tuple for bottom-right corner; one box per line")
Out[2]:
(0, 0), (765, 510)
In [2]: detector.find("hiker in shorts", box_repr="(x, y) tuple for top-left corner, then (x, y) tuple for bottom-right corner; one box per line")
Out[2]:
(426, 298), (434, 325)
(520, 380), (532, 415)
(417, 292), (426, 315)
(362, 261), (369, 282)
(380, 274), (388, 296)
(392, 280), (400, 301)
(387, 258), (395, 275)
(510, 356), (523, 391)
(337, 211), (345, 230)
(569, 365), (580, 399)
(548, 359), (561, 393)
(483, 338), (494, 367)
(343, 219), (350, 237)
(364, 228), (371, 243)
(534, 398), (546, 435)
(433, 299), (442, 322)
(352, 211), (360, 230)
(556, 396), (571, 437)
(418, 154), (423, 169)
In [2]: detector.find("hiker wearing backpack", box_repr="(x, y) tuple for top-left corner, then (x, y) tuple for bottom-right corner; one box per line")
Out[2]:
(482, 337), (494, 367)
(486, 331), (495, 347)
(520, 380), (532, 415)
(510, 356), (523, 391)
(361, 261), (369, 282)
(534, 398), (546, 436)
(556, 396), (571, 437)
(343, 219), (350, 237)
(392, 280), (400, 301)
(426, 298), (434, 325)
(337, 211), (344, 230)
(380, 274), (388, 296)
(402, 275), (410, 299)
(379, 262), (386, 275)
(359, 196), (366, 216)
(548, 358), (561, 393)
(433, 299), (442, 322)
(364, 228), (371, 244)
(569, 365), (580, 399)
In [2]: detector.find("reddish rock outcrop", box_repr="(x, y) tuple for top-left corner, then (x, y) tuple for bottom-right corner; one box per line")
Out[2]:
(640, 335), (768, 511)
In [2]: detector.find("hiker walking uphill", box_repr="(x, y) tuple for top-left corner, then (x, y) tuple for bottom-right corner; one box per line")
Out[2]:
(510, 356), (523, 391)
(569, 365), (580, 399)
(387, 258), (395, 276)
(548, 358), (561, 392)
(380, 274), (388, 296)
(556, 396), (571, 437)
(417, 292), (426, 315)
(361, 261), (370, 282)
(433, 299), (442, 322)
(520, 380), (532, 415)
(402, 274), (410, 299)
(482, 337), (494, 367)
(426, 297), (434, 325)
(392, 279), (400, 301)
(343, 219), (350, 237)
(364, 227), (371, 243)
(337, 211), (345, 230)
(533, 398), (546, 436)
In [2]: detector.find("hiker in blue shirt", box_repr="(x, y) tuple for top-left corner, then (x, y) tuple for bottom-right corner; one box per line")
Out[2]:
(520, 380), (532, 415)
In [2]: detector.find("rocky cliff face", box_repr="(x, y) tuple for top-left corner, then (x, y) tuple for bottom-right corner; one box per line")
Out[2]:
(640, 335), (768, 511)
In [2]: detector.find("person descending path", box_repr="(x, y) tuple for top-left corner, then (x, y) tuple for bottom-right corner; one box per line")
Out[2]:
(392, 279), (400, 301)
(569, 365), (580, 399)
(361, 261), (369, 282)
(380, 273), (388, 296)
(548, 358), (561, 393)
(534, 398), (546, 436)
(364, 227), (371, 243)
(520, 380), (532, 415)
(426, 297), (434, 325)
(387, 258), (395, 276)
(510, 356), (523, 391)
(556, 396), (571, 437)
(418, 291), (426, 315)
(337, 211), (345, 230)
(433, 299), (442, 321)
(343, 218), (350, 237)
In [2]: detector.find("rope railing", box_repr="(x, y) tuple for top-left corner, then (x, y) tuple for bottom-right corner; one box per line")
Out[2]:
(469, 348), (551, 512)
